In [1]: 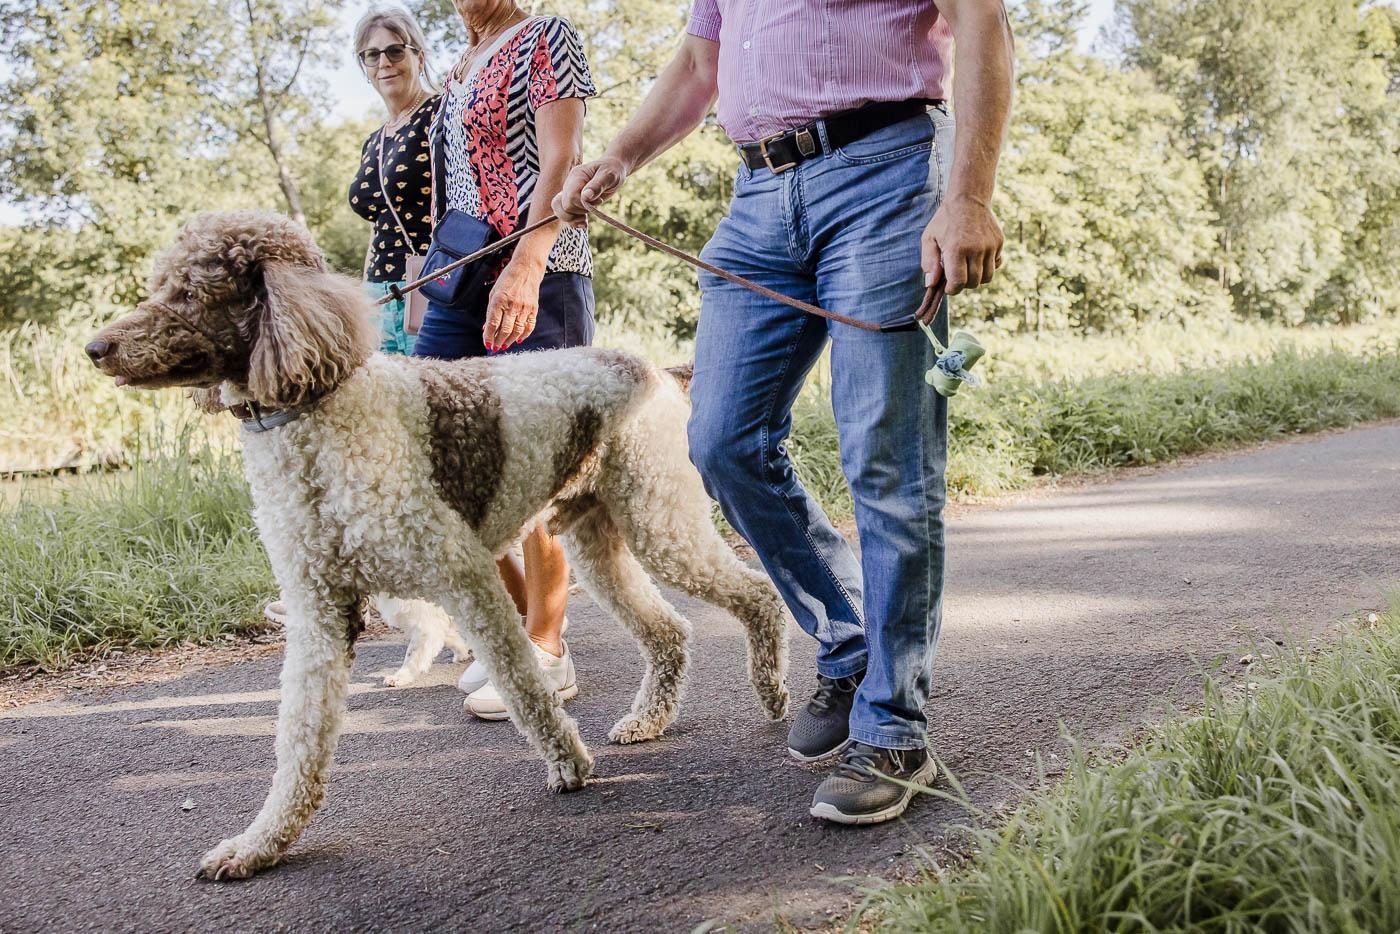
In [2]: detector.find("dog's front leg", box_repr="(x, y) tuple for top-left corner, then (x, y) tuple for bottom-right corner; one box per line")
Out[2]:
(198, 587), (360, 881)
(437, 558), (593, 792)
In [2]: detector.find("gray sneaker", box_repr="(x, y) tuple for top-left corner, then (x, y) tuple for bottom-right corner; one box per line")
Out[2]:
(786, 670), (864, 761)
(809, 742), (937, 825)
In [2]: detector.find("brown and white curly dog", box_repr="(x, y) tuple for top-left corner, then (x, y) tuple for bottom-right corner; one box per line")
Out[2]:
(86, 210), (790, 880)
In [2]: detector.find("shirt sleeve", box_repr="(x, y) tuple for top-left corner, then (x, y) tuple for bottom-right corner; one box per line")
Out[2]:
(527, 17), (598, 111)
(686, 0), (720, 41)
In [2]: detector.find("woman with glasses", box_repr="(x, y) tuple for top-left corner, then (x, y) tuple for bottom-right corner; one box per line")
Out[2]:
(349, 7), (440, 355)
(416, 0), (597, 720)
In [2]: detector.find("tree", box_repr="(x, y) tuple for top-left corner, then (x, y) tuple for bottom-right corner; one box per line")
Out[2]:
(200, 0), (345, 225)
(295, 116), (378, 276)
(0, 0), (348, 315)
(955, 0), (1225, 332)
(1118, 0), (1400, 322)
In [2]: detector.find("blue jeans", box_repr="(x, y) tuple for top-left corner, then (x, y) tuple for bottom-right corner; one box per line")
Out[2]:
(366, 280), (417, 356)
(412, 271), (595, 360)
(688, 108), (955, 751)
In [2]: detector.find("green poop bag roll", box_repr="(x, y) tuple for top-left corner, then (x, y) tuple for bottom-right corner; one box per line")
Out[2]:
(917, 320), (985, 398)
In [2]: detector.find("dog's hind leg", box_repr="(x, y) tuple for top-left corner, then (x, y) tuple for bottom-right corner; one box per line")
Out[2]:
(608, 487), (791, 723)
(436, 551), (592, 791)
(198, 585), (363, 881)
(557, 504), (688, 744)
(559, 507), (691, 744)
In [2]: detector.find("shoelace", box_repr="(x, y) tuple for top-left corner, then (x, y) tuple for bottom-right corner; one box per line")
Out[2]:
(807, 674), (858, 715)
(831, 743), (888, 782)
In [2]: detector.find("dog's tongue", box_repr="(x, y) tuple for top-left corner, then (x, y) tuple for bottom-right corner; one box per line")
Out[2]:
(114, 375), (131, 387)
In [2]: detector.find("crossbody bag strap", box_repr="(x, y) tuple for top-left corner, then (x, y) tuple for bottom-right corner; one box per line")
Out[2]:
(376, 124), (423, 258)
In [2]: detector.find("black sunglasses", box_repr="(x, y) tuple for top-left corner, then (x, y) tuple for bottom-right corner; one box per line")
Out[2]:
(358, 43), (419, 68)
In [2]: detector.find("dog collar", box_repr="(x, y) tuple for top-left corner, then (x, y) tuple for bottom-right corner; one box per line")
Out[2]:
(229, 398), (320, 433)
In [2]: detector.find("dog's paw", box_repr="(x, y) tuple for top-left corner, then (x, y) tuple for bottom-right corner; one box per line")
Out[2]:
(758, 681), (790, 721)
(196, 835), (278, 882)
(608, 714), (667, 745)
(547, 751), (593, 793)
(449, 649), (470, 664)
(382, 668), (417, 688)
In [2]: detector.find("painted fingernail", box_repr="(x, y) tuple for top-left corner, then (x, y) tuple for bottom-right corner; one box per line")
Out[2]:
(924, 271), (936, 288)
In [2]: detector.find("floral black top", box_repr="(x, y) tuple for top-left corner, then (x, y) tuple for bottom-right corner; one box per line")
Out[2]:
(349, 94), (439, 283)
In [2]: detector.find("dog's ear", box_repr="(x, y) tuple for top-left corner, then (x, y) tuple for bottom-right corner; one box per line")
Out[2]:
(186, 387), (227, 414)
(247, 262), (378, 409)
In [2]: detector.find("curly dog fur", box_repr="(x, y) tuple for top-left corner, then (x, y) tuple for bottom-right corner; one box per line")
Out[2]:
(87, 211), (790, 880)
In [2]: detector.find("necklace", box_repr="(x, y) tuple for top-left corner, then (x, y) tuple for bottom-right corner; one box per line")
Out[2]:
(385, 89), (427, 134)
(452, 12), (527, 82)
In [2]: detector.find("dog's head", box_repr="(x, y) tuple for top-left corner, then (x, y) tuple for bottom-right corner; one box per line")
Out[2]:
(86, 210), (377, 411)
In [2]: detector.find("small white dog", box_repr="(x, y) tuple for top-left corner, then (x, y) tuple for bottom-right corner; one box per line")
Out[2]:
(375, 596), (468, 687)
(86, 211), (791, 880)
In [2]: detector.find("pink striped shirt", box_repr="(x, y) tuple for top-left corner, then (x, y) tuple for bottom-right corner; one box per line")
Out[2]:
(686, 0), (953, 143)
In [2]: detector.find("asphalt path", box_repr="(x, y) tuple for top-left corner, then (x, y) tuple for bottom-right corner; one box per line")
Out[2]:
(2, 424), (1397, 932)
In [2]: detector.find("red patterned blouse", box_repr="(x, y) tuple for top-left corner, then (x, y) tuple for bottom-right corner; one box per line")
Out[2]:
(431, 16), (597, 276)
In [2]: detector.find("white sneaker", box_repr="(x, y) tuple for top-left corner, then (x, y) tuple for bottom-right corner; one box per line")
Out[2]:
(457, 616), (569, 695)
(263, 599), (288, 626)
(466, 640), (578, 721)
(457, 656), (492, 695)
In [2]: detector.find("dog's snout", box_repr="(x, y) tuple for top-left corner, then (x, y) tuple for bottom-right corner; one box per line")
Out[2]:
(85, 339), (113, 364)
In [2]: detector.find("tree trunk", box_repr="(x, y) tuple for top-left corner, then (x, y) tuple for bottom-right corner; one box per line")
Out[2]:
(244, 0), (305, 226)
(1217, 174), (1229, 290)
(260, 91), (306, 227)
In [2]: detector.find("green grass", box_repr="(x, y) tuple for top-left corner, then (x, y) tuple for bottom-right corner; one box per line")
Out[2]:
(0, 428), (274, 670)
(982, 317), (1400, 384)
(862, 601), (1400, 933)
(788, 339), (1400, 518)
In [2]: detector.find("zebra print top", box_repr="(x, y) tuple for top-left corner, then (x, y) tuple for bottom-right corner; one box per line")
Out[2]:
(433, 16), (597, 277)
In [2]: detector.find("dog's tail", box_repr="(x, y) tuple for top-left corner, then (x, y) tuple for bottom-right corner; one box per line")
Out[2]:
(664, 363), (694, 393)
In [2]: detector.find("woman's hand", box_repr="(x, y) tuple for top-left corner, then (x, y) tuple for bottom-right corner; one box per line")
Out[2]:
(483, 257), (545, 351)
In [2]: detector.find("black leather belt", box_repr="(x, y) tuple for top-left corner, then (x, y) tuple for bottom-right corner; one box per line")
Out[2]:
(738, 99), (942, 173)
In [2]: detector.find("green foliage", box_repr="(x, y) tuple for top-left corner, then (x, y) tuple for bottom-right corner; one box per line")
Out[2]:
(4, 0), (1396, 337)
(296, 116), (378, 276)
(0, 0), (271, 310)
(960, 0), (1227, 332)
(865, 599), (1400, 932)
(0, 0), (353, 321)
(1119, 0), (1400, 323)
(0, 429), (273, 670)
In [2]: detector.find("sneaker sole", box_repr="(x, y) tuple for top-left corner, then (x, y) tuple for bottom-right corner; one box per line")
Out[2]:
(808, 757), (938, 826)
(467, 681), (580, 721)
(786, 737), (852, 763)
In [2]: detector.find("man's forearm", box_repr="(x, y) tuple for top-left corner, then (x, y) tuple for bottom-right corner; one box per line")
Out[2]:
(945, 2), (1015, 204)
(603, 35), (719, 173)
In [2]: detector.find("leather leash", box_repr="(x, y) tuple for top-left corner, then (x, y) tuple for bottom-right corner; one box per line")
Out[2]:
(376, 208), (944, 333)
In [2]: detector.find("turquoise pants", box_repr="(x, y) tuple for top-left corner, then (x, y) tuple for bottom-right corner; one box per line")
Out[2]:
(365, 280), (416, 356)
